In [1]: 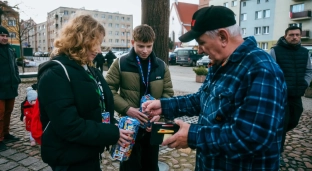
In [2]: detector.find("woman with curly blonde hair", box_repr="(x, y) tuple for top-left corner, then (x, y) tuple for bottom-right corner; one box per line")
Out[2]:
(37, 14), (133, 171)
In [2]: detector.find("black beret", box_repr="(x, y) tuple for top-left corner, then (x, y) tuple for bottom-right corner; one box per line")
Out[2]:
(179, 5), (236, 42)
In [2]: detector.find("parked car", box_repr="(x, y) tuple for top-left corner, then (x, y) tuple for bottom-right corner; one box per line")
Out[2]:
(34, 52), (43, 57)
(43, 52), (50, 57)
(16, 58), (36, 67)
(169, 52), (176, 65)
(174, 48), (204, 66)
(196, 55), (211, 67)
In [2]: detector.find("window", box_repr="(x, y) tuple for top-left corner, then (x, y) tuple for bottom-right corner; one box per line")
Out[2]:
(8, 20), (16, 26)
(127, 17), (130, 21)
(109, 39), (112, 42)
(64, 10), (69, 15)
(115, 31), (119, 35)
(121, 17), (125, 21)
(255, 27), (261, 35)
(115, 16), (119, 20)
(224, 2), (229, 7)
(255, 11), (262, 19)
(121, 32), (125, 36)
(241, 13), (247, 21)
(121, 39), (125, 43)
(242, 2), (246, 7)
(101, 14), (105, 18)
(109, 31), (112, 35)
(257, 0), (260, 4)
(71, 11), (75, 14)
(108, 23), (112, 27)
(94, 14), (98, 18)
(108, 15), (112, 19)
(289, 23), (302, 28)
(231, 0), (237, 7)
(261, 42), (268, 50)
(263, 26), (269, 34)
(291, 4), (304, 13)
(263, 9), (270, 18)
(265, 0), (269, 2)
(115, 39), (119, 43)
(242, 28), (246, 35)
(121, 24), (125, 28)
(115, 24), (119, 28)
(9, 32), (16, 38)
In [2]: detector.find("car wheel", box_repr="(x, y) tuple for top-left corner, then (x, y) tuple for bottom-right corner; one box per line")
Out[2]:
(190, 61), (196, 67)
(179, 64), (183, 66)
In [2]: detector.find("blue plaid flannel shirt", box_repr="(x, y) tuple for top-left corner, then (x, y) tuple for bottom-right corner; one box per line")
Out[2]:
(160, 36), (287, 171)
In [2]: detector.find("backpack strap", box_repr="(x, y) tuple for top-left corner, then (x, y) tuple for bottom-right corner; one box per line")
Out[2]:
(52, 60), (70, 81)
(43, 60), (70, 133)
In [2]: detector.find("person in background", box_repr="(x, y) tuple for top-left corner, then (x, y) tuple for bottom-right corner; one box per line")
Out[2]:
(94, 52), (105, 74)
(0, 25), (21, 151)
(37, 14), (133, 171)
(269, 25), (312, 166)
(143, 6), (287, 170)
(105, 24), (174, 171)
(105, 49), (117, 69)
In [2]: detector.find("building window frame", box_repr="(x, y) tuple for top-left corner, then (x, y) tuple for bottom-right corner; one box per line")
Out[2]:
(263, 26), (269, 34)
(255, 27), (261, 35)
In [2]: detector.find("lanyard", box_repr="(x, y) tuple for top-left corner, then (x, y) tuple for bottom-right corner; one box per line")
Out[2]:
(136, 56), (151, 95)
(87, 66), (106, 112)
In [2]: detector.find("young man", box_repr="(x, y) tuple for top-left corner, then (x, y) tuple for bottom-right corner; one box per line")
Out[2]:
(143, 6), (287, 170)
(105, 24), (174, 171)
(0, 26), (21, 151)
(269, 26), (312, 166)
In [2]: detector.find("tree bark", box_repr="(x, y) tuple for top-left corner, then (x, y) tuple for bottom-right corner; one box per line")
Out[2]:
(141, 0), (170, 64)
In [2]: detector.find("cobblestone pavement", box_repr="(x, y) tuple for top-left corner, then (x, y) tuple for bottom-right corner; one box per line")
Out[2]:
(0, 67), (312, 170)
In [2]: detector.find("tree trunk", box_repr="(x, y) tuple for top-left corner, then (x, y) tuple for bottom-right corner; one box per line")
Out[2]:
(141, 0), (170, 64)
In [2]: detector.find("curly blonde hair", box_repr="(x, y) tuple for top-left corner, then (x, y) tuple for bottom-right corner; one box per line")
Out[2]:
(52, 14), (105, 65)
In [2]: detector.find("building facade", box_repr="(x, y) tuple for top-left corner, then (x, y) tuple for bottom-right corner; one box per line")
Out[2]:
(46, 7), (133, 52)
(0, 0), (19, 46)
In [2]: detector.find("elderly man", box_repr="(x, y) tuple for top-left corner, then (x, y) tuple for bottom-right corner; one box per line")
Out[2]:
(0, 26), (21, 151)
(143, 6), (287, 170)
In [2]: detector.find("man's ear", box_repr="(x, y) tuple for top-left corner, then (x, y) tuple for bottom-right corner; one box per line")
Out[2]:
(218, 29), (229, 47)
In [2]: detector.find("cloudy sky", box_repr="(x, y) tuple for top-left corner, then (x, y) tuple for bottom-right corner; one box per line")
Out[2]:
(8, 0), (200, 27)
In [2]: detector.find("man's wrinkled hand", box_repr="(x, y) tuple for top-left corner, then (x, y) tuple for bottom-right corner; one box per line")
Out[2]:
(142, 100), (162, 116)
(161, 120), (190, 149)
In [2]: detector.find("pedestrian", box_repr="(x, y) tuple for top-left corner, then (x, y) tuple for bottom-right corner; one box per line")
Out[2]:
(105, 24), (174, 171)
(269, 25), (312, 166)
(37, 14), (133, 171)
(142, 6), (287, 170)
(0, 25), (21, 151)
(105, 49), (117, 69)
(94, 52), (105, 74)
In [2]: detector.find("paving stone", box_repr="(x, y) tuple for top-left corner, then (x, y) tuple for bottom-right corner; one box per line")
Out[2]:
(0, 161), (19, 171)
(18, 157), (39, 166)
(0, 158), (8, 164)
(7, 153), (28, 161)
(28, 161), (48, 171)
(0, 149), (18, 157)
(10, 166), (29, 171)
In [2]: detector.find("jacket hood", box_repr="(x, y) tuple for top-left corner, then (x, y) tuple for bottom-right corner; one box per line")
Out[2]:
(277, 36), (301, 50)
(38, 54), (85, 79)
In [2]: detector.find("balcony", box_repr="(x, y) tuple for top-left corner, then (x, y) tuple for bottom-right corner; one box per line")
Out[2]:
(55, 14), (58, 19)
(290, 10), (312, 21)
(301, 30), (310, 39)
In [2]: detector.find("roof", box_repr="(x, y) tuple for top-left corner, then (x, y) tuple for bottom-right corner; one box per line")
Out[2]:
(174, 2), (198, 25)
(184, 26), (191, 31)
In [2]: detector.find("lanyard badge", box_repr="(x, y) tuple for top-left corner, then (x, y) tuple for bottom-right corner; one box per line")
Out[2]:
(136, 56), (151, 95)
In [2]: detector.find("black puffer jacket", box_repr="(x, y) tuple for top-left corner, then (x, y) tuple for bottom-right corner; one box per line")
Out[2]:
(37, 55), (119, 168)
(0, 44), (21, 99)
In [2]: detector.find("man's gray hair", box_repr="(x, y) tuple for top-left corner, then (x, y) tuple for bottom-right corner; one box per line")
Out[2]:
(205, 24), (241, 38)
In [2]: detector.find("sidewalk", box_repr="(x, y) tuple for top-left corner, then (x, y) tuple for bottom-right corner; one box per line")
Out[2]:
(1, 76), (312, 170)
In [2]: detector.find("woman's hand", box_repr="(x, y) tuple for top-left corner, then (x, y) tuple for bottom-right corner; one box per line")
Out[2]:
(118, 128), (134, 146)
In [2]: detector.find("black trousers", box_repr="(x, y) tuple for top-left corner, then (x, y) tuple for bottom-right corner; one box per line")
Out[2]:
(96, 63), (104, 74)
(281, 96), (303, 152)
(119, 129), (159, 171)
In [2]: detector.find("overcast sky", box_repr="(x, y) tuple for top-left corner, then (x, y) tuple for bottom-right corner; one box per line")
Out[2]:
(8, 0), (200, 27)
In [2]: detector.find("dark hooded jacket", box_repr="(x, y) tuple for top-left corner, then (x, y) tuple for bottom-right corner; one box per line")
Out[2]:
(37, 55), (119, 168)
(0, 44), (21, 99)
(273, 36), (309, 96)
